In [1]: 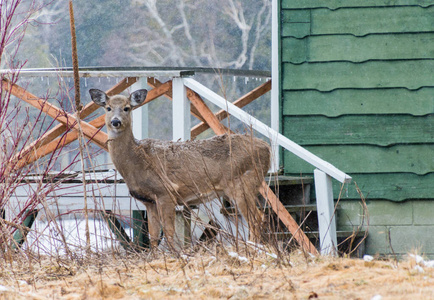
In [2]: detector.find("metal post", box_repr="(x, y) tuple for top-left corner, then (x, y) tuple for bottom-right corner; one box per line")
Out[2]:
(172, 77), (191, 141)
(314, 169), (338, 256)
(12, 209), (38, 249)
(132, 210), (149, 249)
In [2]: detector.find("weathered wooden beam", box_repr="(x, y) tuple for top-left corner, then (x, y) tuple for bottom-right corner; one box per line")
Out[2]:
(186, 88), (227, 135)
(13, 77), (138, 161)
(147, 78), (207, 123)
(12, 79), (172, 169)
(8, 78), (135, 168)
(2, 78), (108, 146)
(15, 127), (81, 170)
(191, 80), (271, 138)
(82, 79), (173, 130)
(259, 182), (318, 255)
(186, 81), (318, 254)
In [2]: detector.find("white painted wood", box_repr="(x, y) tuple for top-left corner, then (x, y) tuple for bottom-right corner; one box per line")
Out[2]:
(271, 0), (280, 173)
(132, 78), (149, 139)
(314, 169), (338, 256)
(10, 182), (142, 211)
(8, 181), (184, 212)
(183, 78), (352, 184)
(172, 77), (191, 141)
(4, 70), (194, 78)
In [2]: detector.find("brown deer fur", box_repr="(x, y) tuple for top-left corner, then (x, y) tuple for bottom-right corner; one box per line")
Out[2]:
(89, 88), (270, 248)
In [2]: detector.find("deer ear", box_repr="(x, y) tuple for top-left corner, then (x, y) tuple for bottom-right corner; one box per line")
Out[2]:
(89, 89), (108, 106)
(130, 89), (148, 107)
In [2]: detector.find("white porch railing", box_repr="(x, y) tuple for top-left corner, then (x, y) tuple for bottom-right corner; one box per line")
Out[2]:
(2, 67), (352, 255)
(181, 78), (352, 255)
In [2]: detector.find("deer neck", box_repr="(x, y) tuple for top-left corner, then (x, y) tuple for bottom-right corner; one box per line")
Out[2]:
(107, 127), (140, 166)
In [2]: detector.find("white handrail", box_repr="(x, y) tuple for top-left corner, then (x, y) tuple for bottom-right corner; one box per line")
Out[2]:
(183, 78), (351, 184)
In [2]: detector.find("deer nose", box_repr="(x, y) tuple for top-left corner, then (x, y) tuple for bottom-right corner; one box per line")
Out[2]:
(111, 118), (121, 128)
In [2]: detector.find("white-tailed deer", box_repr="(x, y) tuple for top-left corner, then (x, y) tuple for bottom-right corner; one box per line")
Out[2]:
(89, 88), (270, 248)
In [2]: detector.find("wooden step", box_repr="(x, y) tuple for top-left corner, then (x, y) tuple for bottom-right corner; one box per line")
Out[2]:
(266, 204), (317, 213)
(221, 204), (317, 216)
(269, 230), (366, 240)
(265, 175), (313, 187)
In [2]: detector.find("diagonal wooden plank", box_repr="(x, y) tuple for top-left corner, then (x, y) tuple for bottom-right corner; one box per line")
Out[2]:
(16, 77), (138, 158)
(191, 80), (271, 138)
(15, 130), (80, 170)
(2, 78), (108, 146)
(13, 79), (173, 168)
(15, 113), (107, 169)
(259, 182), (318, 255)
(84, 79), (173, 129)
(147, 78), (207, 123)
(186, 88), (227, 134)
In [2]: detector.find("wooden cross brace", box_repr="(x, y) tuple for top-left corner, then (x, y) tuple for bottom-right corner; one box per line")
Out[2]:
(2, 76), (318, 255)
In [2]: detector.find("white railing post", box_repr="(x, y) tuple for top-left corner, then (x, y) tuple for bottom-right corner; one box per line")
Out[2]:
(132, 77), (149, 139)
(271, 0), (280, 173)
(314, 169), (338, 256)
(172, 77), (191, 141)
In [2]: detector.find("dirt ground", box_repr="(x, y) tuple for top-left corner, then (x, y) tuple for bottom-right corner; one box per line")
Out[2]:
(0, 246), (433, 300)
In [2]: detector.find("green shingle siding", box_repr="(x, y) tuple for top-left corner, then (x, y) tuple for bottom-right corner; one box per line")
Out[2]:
(282, 34), (434, 63)
(282, 88), (434, 117)
(281, 0), (434, 9)
(283, 115), (434, 146)
(282, 7), (434, 38)
(283, 60), (434, 91)
(285, 144), (434, 175)
(280, 3), (434, 202)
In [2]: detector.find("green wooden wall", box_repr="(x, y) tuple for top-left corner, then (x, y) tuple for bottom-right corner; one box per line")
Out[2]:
(280, 1), (434, 201)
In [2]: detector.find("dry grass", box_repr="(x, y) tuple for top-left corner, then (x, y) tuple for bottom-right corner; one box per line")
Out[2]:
(0, 246), (433, 299)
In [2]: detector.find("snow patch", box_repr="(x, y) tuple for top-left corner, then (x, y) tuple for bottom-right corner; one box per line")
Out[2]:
(409, 254), (434, 269)
(363, 255), (374, 262)
(0, 285), (10, 292)
(228, 251), (249, 263)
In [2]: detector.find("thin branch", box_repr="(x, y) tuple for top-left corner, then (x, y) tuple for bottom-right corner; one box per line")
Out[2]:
(248, 0), (271, 69)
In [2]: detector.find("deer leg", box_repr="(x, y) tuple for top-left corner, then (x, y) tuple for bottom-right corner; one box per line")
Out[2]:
(145, 202), (161, 249)
(224, 182), (264, 242)
(156, 199), (179, 251)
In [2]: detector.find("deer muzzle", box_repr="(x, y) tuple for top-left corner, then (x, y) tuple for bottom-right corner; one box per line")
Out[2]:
(111, 118), (122, 129)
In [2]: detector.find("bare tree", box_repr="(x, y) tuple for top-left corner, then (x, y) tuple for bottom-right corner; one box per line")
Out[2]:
(129, 0), (271, 70)
(0, 0), (78, 257)
(0, 0), (44, 68)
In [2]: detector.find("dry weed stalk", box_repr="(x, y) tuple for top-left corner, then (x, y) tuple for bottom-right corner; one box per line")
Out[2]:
(68, 0), (91, 255)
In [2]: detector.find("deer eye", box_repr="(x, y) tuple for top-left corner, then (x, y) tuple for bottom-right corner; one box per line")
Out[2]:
(106, 107), (112, 112)
(124, 107), (130, 112)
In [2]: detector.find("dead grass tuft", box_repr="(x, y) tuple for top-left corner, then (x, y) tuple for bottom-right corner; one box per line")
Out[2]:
(0, 246), (433, 299)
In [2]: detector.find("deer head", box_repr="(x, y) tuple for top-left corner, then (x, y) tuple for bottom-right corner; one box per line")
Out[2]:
(89, 89), (148, 138)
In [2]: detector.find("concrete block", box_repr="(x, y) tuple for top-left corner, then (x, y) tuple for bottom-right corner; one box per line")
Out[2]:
(413, 201), (434, 225)
(364, 226), (390, 256)
(390, 225), (434, 255)
(366, 200), (412, 226)
(336, 201), (363, 227)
